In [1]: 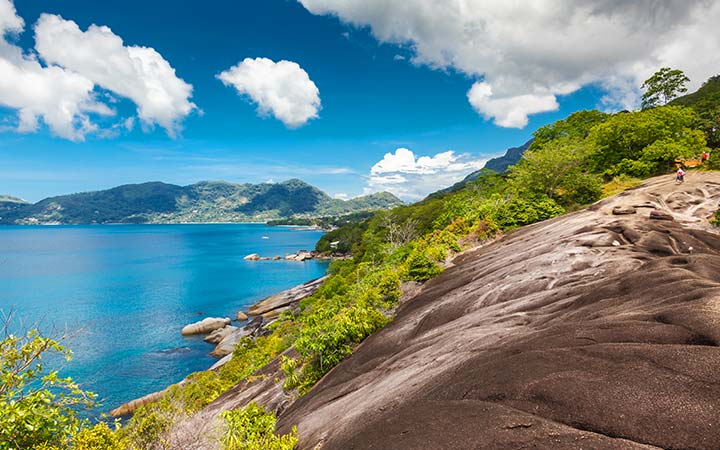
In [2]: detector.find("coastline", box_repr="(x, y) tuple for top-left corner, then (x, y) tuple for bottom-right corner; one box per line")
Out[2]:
(109, 274), (329, 417)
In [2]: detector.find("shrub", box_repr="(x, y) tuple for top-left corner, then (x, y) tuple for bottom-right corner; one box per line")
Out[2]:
(404, 249), (444, 281)
(220, 403), (297, 450)
(0, 328), (96, 450)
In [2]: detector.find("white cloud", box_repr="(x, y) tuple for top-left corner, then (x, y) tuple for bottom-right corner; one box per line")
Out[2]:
(333, 192), (349, 200)
(218, 57), (321, 128)
(0, 0), (194, 141)
(299, 0), (720, 127)
(34, 14), (195, 137)
(366, 148), (486, 200)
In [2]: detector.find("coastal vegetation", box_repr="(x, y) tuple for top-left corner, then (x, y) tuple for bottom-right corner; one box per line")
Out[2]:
(3, 69), (719, 449)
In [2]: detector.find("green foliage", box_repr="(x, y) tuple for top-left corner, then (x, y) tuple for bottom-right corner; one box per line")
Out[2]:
(0, 328), (96, 450)
(590, 106), (706, 177)
(509, 137), (602, 206)
(404, 248), (444, 281)
(489, 195), (565, 228)
(601, 175), (643, 198)
(672, 74), (720, 147)
(69, 422), (129, 450)
(530, 110), (608, 150)
(220, 403), (297, 450)
(642, 67), (690, 109)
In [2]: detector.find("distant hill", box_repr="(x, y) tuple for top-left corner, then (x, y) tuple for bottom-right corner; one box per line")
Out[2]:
(671, 75), (720, 107)
(432, 139), (532, 197)
(0, 180), (403, 225)
(0, 195), (28, 213)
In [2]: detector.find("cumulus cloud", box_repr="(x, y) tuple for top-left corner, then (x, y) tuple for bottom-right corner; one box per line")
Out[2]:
(34, 14), (196, 136)
(218, 57), (321, 128)
(366, 148), (486, 200)
(0, 0), (102, 140)
(0, 0), (194, 141)
(299, 0), (720, 127)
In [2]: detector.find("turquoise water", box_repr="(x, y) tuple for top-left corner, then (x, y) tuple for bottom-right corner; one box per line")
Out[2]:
(0, 224), (327, 414)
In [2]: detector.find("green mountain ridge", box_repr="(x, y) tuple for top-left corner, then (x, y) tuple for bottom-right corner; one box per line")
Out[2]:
(0, 179), (403, 225)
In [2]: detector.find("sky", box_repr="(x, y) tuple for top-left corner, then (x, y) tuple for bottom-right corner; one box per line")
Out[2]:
(1, 0), (719, 202)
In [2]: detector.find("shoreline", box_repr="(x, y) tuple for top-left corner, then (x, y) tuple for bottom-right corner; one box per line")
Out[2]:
(109, 274), (329, 417)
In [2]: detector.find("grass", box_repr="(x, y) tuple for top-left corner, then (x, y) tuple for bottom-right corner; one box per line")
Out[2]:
(601, 175), (643, 198)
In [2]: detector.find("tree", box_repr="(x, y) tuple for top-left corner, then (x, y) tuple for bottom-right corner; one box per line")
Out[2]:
(0, 316), (97, 449)
(642, 67), (690, 109)
(509, 137), (602, 206)
(589, 105), (705, 177)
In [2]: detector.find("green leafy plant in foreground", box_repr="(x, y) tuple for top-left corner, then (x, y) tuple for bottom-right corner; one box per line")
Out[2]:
(0, 326), (97, 450)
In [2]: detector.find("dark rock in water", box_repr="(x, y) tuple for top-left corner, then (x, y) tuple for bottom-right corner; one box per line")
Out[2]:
(650, 210), (674, 221)
(612, 206), (636, 215)
(156, 347), (193, 355)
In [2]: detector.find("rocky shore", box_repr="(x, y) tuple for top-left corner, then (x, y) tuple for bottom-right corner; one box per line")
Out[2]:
(243, 250), (336, 262)
(109, 276), (327, 417)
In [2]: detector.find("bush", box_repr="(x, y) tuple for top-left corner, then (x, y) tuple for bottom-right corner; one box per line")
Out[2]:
(220, 403), (297, 450)
(0, 328), (96, 450)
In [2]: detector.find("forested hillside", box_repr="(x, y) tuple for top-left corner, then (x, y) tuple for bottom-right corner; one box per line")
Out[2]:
(0, 179), (403, 225)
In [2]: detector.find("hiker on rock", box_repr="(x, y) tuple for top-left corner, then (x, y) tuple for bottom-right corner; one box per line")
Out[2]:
(676, 167), (686, 183)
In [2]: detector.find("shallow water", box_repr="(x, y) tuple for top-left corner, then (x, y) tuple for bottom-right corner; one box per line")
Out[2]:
(0, 224), (327, 414)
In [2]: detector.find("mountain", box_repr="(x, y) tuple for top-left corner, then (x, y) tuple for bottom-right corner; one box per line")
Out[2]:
(0, 179), (403, 225)
(670, 74), (720, 107)
(482, 139), (533, 173)
(432, 139), (532, 197)
(0, 195), (28, 213)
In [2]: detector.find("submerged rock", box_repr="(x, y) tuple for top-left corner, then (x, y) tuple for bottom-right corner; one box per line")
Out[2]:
(181, 317), (231, 336)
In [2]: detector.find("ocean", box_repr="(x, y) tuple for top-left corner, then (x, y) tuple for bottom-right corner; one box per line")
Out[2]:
(0, 224), (328, 415)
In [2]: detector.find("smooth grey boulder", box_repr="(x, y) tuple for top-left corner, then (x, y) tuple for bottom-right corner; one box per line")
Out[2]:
(211, 327), (253, 358)
(181, 317), (231, 336)
(204, 325), (238, 344)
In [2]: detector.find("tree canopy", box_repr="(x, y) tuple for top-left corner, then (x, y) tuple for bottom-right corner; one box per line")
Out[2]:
(642, 67), (690, 109)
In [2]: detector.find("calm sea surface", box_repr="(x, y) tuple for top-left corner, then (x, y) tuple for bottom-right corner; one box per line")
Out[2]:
(0, 224), (327, 414)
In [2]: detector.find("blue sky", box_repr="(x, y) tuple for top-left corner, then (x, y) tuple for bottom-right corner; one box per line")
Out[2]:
(1, 0), (717, 202)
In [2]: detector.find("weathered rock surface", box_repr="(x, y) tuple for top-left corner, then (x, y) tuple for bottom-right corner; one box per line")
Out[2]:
(612, 205), (636, 215)
(210, 327), (253, 358)
(275, 173), (720, 450)
(181, 317), (231, 336)
(204, 325), (238, 344)
(236, 311), (248, 321)
(649, 209), (674, 220)
(243, 253), (260, 261)
(247, 276), (327, 317)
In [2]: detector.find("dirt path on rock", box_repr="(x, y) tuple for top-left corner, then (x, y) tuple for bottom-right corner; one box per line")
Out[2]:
(277, 172), (720, 450)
